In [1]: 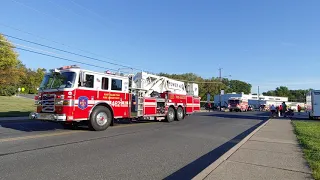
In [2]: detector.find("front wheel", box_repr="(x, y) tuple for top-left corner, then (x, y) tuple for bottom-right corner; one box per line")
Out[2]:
(89, 106), (112, 131)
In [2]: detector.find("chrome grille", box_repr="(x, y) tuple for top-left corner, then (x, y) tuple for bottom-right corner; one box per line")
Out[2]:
(42, 94), (56, 112)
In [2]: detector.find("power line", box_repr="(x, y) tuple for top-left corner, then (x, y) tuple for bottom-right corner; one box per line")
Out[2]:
(47, 0), (83, 18)
(1, 39), (224, 84)
(0, 40), (131, 73)
(10, 0), (61, 22)
(0, 23), (135, 68)
(15, 47), (123, 72)
(2, 33), (141, 71)
(0, 40), (226, 84)
(68, 0), (106, 22)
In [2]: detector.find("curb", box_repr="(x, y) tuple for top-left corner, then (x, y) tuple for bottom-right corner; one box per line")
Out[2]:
(192, 118), (271, 180)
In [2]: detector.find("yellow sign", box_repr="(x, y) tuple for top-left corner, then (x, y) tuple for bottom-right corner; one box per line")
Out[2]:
(103, 93), (121, 100)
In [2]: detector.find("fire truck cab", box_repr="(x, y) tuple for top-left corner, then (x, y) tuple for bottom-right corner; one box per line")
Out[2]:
(29, 65), (201, 131)
(228, 97), (248, 112)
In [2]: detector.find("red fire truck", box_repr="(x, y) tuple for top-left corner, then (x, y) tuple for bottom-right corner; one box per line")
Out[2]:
(29, 65), (201, 131)
(228, 97), (249, 112)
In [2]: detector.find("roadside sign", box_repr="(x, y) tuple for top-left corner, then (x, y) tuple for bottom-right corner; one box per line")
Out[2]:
(18, 88), (21, 92)
(221, 90), (224, 95)
(21, 87), (25, 92)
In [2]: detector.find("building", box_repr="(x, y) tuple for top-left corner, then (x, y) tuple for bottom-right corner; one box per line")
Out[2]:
(213, 92), (288, 108)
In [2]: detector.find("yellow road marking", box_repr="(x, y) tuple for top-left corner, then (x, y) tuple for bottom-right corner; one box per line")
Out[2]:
(0, 122), (157, 143)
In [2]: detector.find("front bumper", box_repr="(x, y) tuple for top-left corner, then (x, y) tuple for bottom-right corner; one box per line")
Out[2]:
(29, 112), (66, 121)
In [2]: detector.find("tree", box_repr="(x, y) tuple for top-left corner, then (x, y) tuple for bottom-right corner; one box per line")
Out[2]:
(223, 80), (252, 94)
(158, 72), (250, 101)
(20, 68), (46, 94)
(263, 86), (312, 102)
(0, 34), (26, 96)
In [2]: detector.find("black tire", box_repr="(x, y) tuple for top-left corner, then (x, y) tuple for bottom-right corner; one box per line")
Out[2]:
(230, 109), (233, 112)
(89, 106), (112, 131)
(176, 107), (184, 121)
(166, 107), (175, 122)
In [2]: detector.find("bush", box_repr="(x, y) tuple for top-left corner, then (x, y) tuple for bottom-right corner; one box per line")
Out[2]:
(0, 86), (17, 96)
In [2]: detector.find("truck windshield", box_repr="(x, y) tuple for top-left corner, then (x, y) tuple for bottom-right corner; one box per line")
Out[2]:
(39, 72), (76, 90)
(229, 100), (240, 104)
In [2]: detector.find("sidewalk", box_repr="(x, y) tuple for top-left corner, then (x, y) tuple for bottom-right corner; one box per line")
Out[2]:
(204, 119), (314, 180)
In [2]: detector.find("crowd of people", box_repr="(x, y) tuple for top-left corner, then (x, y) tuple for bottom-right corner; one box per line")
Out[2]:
(269, 102), (301, 117)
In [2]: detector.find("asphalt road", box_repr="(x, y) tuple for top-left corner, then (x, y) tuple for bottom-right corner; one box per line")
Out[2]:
(0, 111), (269, 180)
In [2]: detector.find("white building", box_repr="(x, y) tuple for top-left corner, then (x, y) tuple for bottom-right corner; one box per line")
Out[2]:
(213, 92), (288, 108)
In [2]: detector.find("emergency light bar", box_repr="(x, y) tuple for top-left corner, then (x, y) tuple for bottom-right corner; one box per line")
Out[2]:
(58, 65), (80, 70)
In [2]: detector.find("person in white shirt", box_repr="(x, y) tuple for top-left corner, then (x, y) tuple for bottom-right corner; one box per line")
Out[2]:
(270, 104), (276, 117)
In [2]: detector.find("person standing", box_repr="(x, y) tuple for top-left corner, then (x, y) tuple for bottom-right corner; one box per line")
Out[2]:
(282, 102), (287, 117)
(270, 104), (276, 117)
(279, 104), (283, 117)
(297, 104), (301, 115)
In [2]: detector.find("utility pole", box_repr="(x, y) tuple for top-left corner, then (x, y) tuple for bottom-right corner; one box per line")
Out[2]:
(258, 86), (260, 110)
(219, 68), (222, 111)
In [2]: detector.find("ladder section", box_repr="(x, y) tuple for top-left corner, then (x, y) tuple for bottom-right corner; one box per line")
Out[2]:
(137, 90), (145, 117)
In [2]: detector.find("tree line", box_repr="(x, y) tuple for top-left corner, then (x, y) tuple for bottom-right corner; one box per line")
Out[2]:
(0, 34), (45, 96)
(158, 73), (252, 100)
(262, 86), (311, 102)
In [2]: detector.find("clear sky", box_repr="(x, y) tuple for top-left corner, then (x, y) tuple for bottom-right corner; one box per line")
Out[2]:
(1, 0), (319, 93)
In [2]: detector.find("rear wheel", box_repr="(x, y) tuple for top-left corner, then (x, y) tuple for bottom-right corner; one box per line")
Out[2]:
(89, 106), (112, 131)
(166, 107), (175, 122)
(176, 107), (184, 121)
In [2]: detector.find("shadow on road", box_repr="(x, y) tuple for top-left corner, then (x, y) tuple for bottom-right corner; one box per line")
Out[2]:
(0, 119), (156, 132)
(0, 121), (65, 132)
(164, 119), (267, 180)
(201, 112), (270, 121)
(0, 111), (30, 118)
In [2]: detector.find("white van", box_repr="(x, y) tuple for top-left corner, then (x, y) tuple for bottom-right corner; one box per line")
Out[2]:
(306, 90), (320, 119)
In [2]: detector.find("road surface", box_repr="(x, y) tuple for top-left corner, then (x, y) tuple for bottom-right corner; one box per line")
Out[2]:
(0, 111), (269, 180)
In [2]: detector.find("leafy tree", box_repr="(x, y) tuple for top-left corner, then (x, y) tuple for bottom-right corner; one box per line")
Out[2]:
(20, 68), (46, 94)
(223, 79), (252, 94)
(0, 34), (26, 96)
(159, 72), (250, 100)
(263, 86), (312, 102)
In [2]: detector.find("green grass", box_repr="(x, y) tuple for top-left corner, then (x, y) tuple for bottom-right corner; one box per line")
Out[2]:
(0, 96), (36, 117)
(293, 120), (320, 180)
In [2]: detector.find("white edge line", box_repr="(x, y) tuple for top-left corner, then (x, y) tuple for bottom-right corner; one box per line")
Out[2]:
(192, 118), (271, 180)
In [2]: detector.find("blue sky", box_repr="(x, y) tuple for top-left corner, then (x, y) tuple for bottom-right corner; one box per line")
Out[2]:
(1, 0), (319, 93)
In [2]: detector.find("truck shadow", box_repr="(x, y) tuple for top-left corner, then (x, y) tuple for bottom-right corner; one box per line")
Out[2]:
(0, 119), (156, 132)
(164, 119), (267, 180)
(0, 120), (65, 132)
(0, 111), (30, 118)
